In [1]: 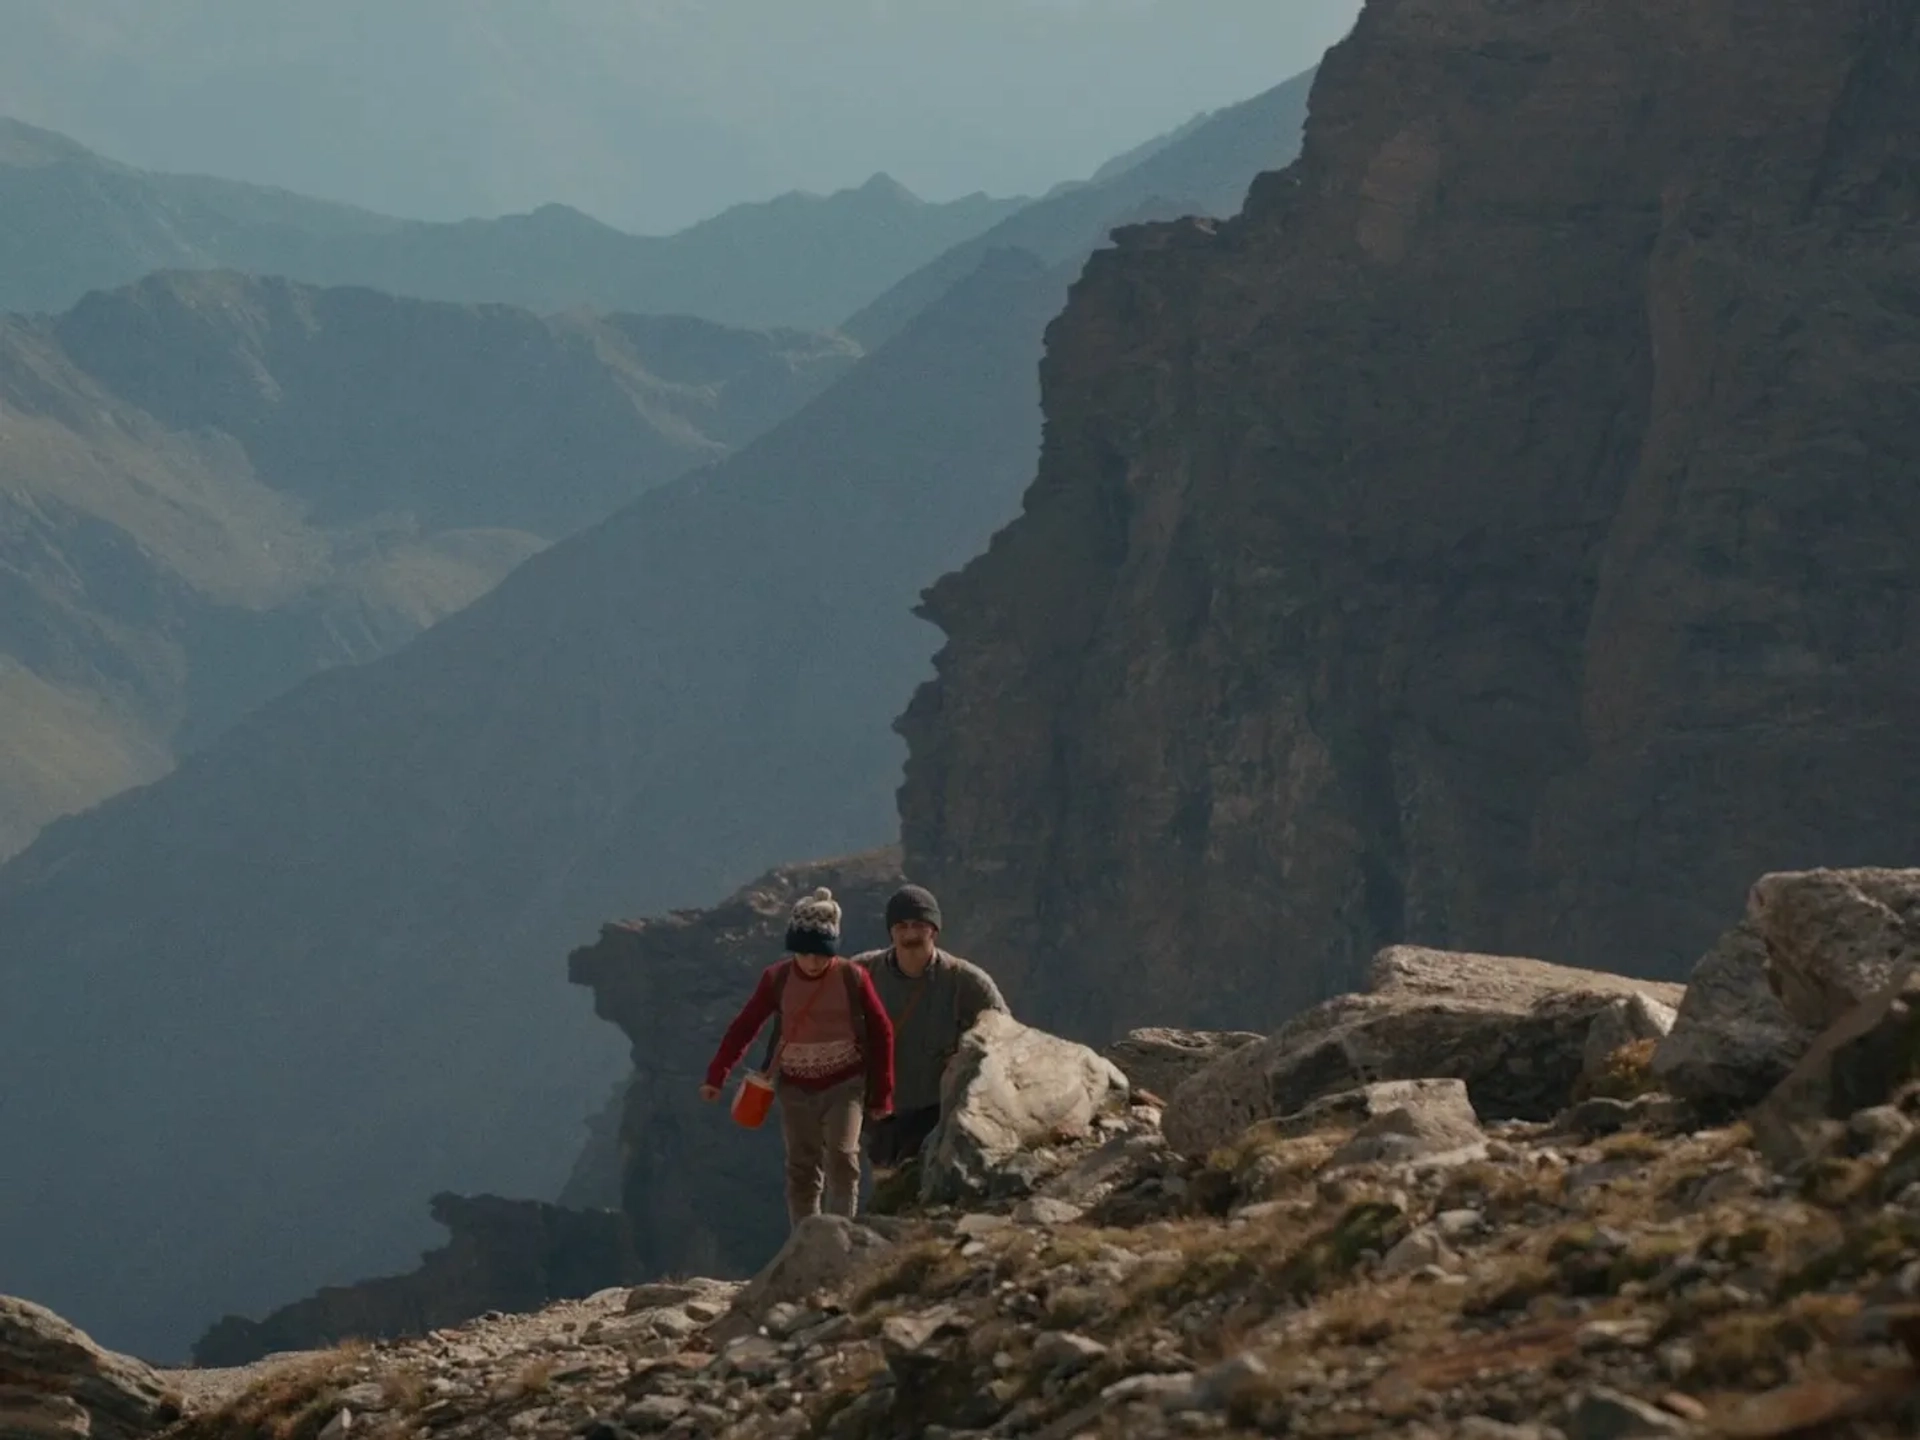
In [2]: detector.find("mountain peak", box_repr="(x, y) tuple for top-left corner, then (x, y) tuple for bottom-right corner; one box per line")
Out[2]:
(0, 116), (101, 169)
(855, 171), (921, 206)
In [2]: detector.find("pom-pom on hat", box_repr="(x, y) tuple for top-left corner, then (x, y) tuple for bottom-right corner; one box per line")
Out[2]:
(785, 886), (842, 956)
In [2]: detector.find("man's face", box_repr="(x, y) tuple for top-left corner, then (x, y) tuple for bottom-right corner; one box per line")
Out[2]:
(890, 919), (937, 953)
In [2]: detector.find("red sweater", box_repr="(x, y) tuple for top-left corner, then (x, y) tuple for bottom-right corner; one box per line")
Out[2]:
(706, 959), (895, 1112)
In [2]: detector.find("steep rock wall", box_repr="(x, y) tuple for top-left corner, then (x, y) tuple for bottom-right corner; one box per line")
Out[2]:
(899, 0), (1920, 1043)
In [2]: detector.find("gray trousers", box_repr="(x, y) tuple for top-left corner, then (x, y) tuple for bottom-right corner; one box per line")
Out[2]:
(777, 1075), (865, 1224)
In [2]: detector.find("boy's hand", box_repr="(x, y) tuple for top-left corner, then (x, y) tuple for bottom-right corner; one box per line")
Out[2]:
(698, 1084), (721, 1102)
(867, 1105), (893, 1122)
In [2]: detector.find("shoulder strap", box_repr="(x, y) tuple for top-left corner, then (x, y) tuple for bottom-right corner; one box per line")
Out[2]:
(758, 959), (840, 1075)
(756, 962), (793, 1073)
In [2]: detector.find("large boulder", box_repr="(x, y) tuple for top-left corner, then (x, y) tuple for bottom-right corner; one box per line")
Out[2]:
(1749, 968), (1920, 1170)
(1748, 868), (1920, 1032)
(1104, 1028), (1264, 1100)
(920, 1011), (1133, 1205)
(1163, 946), (1685, 1158)
(1652, 922), (1816, 1113)
(0, 1297), (176, 1440)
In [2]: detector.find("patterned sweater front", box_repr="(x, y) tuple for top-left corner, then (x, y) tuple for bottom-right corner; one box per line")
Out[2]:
(706, 959), (895, 1110)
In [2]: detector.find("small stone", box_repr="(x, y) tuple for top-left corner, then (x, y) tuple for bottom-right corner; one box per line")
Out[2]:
(1566, 1386), (1692, 1438)
(1188, 1352), (1269, 1411)
(1577, 1318), (1656, 1351)
(1565, 1097), (1638, 1137)
(1460, 1420), (1554, 1440)
(623, 1395), (689, 1430)
(1104, 1372), (1197, 1404)
(337, 1383), (389, 1412)
(1013, 1196), (1087, 1226)
(1849, 1105), (1912, 1154)
(683, 1301), (723, 1323)
(956, 1213), (1012, 1238)
(1434, 1209), (1486, 1238)
(317, 1410), (352, 1440)
(1033, 1332), (1109, 1373)
(1379, 1225), (1456, 1277)
(716, 1336), (783, 1381)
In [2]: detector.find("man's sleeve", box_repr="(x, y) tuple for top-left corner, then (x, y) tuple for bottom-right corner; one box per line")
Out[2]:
(957, 961), (1011, 1024)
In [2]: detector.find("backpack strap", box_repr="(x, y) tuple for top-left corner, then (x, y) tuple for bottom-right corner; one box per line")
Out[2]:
(756, 962), (793, 1073)
(756, 959), (846, 1076)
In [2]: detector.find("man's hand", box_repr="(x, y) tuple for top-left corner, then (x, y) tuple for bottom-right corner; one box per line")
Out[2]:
(699, 1084), (721, 1102)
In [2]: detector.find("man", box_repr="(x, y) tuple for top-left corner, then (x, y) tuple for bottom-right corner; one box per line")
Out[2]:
(854, 883), (1009, 1170)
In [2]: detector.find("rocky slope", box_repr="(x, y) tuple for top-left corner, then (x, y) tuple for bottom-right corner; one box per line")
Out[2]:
(0, 248), (1063, 1363)
(898, 0), (1920, 1044)
(0, 270), (854, 856)
(0, 117), (1021, 329)
(23, 865), (1920, 1440)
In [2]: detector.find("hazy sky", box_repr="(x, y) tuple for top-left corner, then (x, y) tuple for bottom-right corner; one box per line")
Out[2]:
(0, 0), (1362, 232)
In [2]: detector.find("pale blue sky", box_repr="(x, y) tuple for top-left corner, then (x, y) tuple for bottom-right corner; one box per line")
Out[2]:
(0, 0), (1362, 231)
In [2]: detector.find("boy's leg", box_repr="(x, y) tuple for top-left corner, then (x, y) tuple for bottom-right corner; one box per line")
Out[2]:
(778, 1084), (827, 1225)
(819, 1078), (866, 1218)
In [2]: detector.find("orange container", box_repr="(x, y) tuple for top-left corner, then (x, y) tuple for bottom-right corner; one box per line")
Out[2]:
(730, 1071), (776, 1129)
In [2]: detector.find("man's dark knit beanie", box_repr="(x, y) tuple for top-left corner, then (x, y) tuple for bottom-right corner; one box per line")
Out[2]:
(886, 884), (942, 932)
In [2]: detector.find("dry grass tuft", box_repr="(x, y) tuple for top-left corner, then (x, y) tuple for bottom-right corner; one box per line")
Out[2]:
(182, 1342), (371, 1440)
(1575, 1039), (1660, 1102)
(853, 1236), (975, 1309)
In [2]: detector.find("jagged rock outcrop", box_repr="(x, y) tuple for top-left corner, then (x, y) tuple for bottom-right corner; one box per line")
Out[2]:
(567, 850), (908, 1283)
(191, 1193), (643, 1367)
(1162, 946), (1684, 1157)
(0, 1297), (176, 1440)
(1104, 1028), (1264, 1100)
(897, 0), (1920, 1047)
(1749, 868), (1920, 1032)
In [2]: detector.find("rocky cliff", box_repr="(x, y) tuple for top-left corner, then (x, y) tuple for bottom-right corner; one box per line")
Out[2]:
(899, 0), (1920, 1044)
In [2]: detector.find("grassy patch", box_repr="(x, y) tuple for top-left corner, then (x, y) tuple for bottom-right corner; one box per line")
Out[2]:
(178, 1343), (370, 1440)
(1575, 1039), (1660, 1102)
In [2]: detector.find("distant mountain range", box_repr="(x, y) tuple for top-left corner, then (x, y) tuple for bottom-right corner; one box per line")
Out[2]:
(0, 270), (856, 859)
(0, 67), (1315, 1362)
(0, 118), (1023, 329)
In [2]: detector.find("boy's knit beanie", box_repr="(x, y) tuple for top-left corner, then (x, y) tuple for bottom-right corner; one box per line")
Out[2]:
(785, 887), (842, 956)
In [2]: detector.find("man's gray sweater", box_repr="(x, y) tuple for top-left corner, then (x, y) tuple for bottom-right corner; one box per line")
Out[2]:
(852, 948), (1009, 1114)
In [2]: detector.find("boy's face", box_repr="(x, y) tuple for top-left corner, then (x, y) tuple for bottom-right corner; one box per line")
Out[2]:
(794, 952), (834, 978)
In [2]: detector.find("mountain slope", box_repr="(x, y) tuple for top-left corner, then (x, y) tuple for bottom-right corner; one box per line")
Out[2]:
(842, 68), (1316, 347)
(896, 0), (1920, 1044)
(0, 271), (856, 857)
(0, 117), (1023, 329)
(0, 248), (1065, 1362)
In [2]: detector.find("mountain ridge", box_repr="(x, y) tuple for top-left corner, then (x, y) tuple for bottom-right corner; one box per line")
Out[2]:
(0, 118), (1024, 329)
